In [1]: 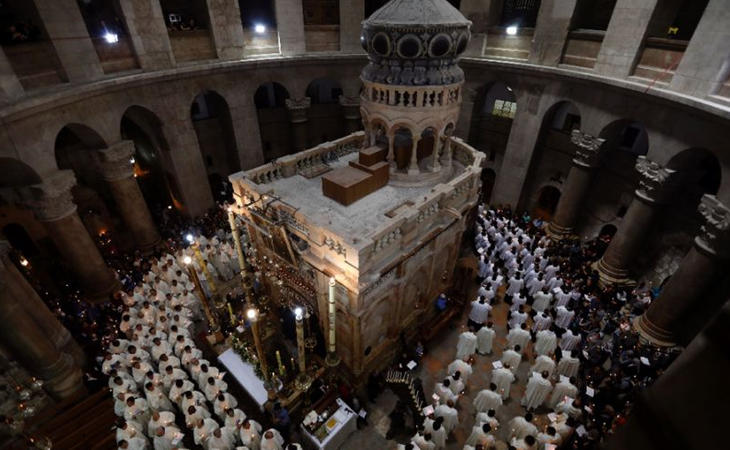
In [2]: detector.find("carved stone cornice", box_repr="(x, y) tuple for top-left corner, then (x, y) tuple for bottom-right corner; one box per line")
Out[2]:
(695, 194), (730, 258)
(285, 97), (311, 123)
(23, 170), (77, 222)
(97, 140), (135, 182)
(570, 129), (605, 168)
(634, 156), (677, 204)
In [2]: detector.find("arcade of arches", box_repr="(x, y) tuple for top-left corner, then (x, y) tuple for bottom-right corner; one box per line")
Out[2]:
(0, 0), (729, 449)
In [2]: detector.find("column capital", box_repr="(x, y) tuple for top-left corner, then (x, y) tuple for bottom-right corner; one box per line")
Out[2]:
(635, 156), (677, 204)
(696, 194), (730, 258)
(285, 97), (311, 123)
(97, 141), (136, 181)
(570, 129), (605, 168)
(24, 170), (77, 222)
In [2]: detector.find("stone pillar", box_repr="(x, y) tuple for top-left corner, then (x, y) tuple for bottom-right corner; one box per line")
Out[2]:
(528, 0), (579, 66)
(442, 137), (453, 168)
(285, 97), (311, 152)
(206, 0), (245, 60)
(593, 0), (658, 78)
(228, 99), (265, 169)
(339, 95), (362, 134)
(596, 157), (677, 285)
(33, 0), (104, 82)
(669, 0), (730, 98)
(339, 0), (364, 53)
(386, 134), (395, 166)
(408, 137), (420, 175)
(275, 0), (306, 55)
(0, 47), (23, 104)
(119, 0), (175, 70)
(547, 130), (605, 238)
(97, 141), (161, 251)
(25, 171), (118, 300)
(635, 195), (730, 346)
(460, 0), (503, 57)
(432, 132), (442, 172)
(0, 241), (85, 368)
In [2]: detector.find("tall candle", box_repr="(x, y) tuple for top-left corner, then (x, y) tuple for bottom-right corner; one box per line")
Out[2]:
(296, 314), (307, 373)
(227, 207), (248, 278)
(328, 277), (336, 354)
(276, 350), (285, 376)
(227, 302), (235, 325)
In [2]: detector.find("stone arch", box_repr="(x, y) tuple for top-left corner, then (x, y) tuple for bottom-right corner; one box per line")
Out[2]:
(417, 126), (439, 170)
(391, 126), (414, 171)
(518, 100), (582, 211)
(0, 157), (42, 188)
(533, 184), (562, 220)
(190, 89), (239, 202)
(468, 81), (518, 164)
(254, 82), (292, 162)
(481, 168), (497, 203)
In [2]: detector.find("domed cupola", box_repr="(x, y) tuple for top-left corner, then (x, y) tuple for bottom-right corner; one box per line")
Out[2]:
(360, 0), (471, 86)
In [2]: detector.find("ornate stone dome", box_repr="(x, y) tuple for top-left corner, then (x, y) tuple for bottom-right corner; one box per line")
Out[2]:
(360, 0), (471, 86)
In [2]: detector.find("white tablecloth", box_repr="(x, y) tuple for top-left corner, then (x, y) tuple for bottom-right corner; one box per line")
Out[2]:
(217, 348), (268, 410)
(301, 398), (357, 450)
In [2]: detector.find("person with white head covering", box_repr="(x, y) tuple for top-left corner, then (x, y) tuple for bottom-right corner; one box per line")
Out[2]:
(261, 428), (285, 450)
(239, 419), (262, 450)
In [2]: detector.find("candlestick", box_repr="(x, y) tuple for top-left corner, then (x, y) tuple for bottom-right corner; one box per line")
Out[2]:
(325, 276), (340, 367)
(227, 207), (249, 288)
(294, 307), (312, 390)
(184, 256), (219, 332)
(227, 302), (235, 325)
(276, 350), (285, 377)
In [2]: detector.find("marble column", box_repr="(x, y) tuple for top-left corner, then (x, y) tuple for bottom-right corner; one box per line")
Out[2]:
(274, 0), (306, 55)
(442, 137), (453, 168)
(548, 130), (605, 238)
(339, 95), (362, 134)
(118, 0), (175, 70)
(0, 47), (23, 104)
(0, 258), (84, 400)
(97, 141), (161, 251)
(528, 0), (579, 66)
(25, 171), (118, 300)
(339, 0), (364, 53)
(33, 0), (104, 82)
(408, 137), (420, 175)
(285, 97), (311, 152)
(635, 195), (730, 346)
(596, 157), (677, 285)
(206, 0), (245, 60)
(432, 132), (442, 172)
(0, 241), (85, 368)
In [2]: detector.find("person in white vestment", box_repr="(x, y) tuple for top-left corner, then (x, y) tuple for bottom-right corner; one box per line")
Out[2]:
(510, 435), (538, 450)
(124, 397), (151, 434)
(117, 419), (145, 443)
(555, 305), (575, 329)
(501, 346), (522, 374)
(473, 384), (502, 413)
(205, 426), (237, 450)
(549, 377), (578, 409)
(468, 297), (491, 329)
(465, 423), (495, 447)
(529, 355), (556, 378)
(531, 288), (552, 313)
(456, 330), (477, 360)
(153, 425), (185, 450)
(531, 312), (552, 332)
(447, 359), (473, 383)
(423, 417), (447, 449)
(534, 329), (557, 356)
(118, 436), (150, 449)
(555, 398), (582, 419)
(411, 432), (436, 450)
(521, 371), (553, 411)
(213, 392), (239, 418)
(144, 382), (173, 412)
(148, 411), (176, 436)
(224, 407), (247, 429)
(476, 322), (496, 355)
(434, 400), (459, 434)
(537, 426), (563, 448)
(510, 291), (527, 312)
(434, 379), (458, 404)
(505, 274), (524, 296)
(475, 409), (499, 431)
(491, 365), (515, 400)
(508, 306), (528, 329)
(446, 372), (465, 396)
(559, 328), (581, 351)
(261, 428), (284, 450)
(556, 350), (580, 378)
(193, 418), (220, 447)
(240, 419), (262, 450)
(506, 324), (530, 351)
(508, 413), (538, 440)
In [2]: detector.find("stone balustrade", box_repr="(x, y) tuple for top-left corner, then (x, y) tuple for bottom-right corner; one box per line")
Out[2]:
(362, 82), (461, 109)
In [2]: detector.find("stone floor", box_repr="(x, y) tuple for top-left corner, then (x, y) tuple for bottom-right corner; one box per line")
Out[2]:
(340, 280), (555, 449)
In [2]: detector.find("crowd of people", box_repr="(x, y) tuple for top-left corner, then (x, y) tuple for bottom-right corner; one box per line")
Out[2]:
(400, 203), (679, 449)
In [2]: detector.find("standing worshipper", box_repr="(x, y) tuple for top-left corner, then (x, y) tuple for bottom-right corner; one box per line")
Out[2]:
(549, 376), (578, 409)
(491, 364), (515, 400)
(506, 324), (531, 351)
(466, 423), (495, 448)
(559, 328), (581, 351)
(434, 379), (458, 404)
(534, 329), (557, 356)
(456, 329), (477, 360)
(557, 350), (580, 378)
(521, 371), (553, 411)
(531, 311), (552, 332)
(434, 400), (459, 434)
(240, 419), (263, 449)
(506, 273), (524, 297)
(501, 346), (522, 374)
(555, 305), (575, 329)
(529, 354), (556, 378)
(473, 383), (503, 413)
(508, 413), (538, 440)
(468, 297), (491, 330)
(508, 305), (528, 329)
(447, 358), (473, 383)
(532, 288), (552, 313)
(477, 322), (496, 355)
(424, 416), (447, 449)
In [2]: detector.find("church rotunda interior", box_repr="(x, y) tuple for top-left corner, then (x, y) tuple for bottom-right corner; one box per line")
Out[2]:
(0, 0), (728, 449)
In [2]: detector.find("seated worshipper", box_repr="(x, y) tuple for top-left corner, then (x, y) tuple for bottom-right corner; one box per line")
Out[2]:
(508, 306), (528, 330)
(508, 413), (538, 440)
(501, 346), (522, 375)
(423, 416), (447, 449)
(473, 384), (503, 413)
(412, 432), (436, 450)
(529, 355), (556, 378)
(468, 296), (492, 330)
(224, 407), (247, 429)
(532, 288), (553, 314)
(521, 371), (553, 411)
(556, 350), (580, 378)
(240, 419), (263, 449)
(205, 426), (237, 450)
(537, 426), (563, 448)
(531, 311), (552, 332)
(434, 379), (458, 404)
(261, 428), (285, 450)
(456, 330), (477, 360)
(153, 425), (185, 449)
(549, 377), (578, 409)
(476, 322), (496, 355)
(466, 423), (495, 448)
(434, 400), (459, 434)
(447, 358), (473, 383)
(534, 329), (557, 357)
(506, 324), (531, 351)
(117, 437), (150, 449)
(446, 371), (465, 395)
(510, 434), (538, 450)
(193, 417), (220, 447)
(491, 364), (515, 400)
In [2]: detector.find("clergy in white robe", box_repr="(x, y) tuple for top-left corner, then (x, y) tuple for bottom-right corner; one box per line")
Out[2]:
(508, 414), (538, 440)
(491, 366), (515, 400)
(505, 276), (524, 296)
(508, 308), (528, 330)
(261, 428), (284, 450)
(529, 355), (556, 378)
(411, 432), (436, 450)
(446, 373), (465, 396)
(473, 384), (503, 413)
(549, 377), (578, 409)
(501, 347), (522, 374)
(184, 405), (211, 429)
(152, 425), (185, 450)
(537, 426), (563, 448)
(555, 305), (575, 329)
(118, 436), (151, 449)
(465, 423), (495, 447)
(476, 323), (496, 355)
(456, 331), (477, 360)
(434, 380), (458, 404)
(447, 359), (473, 383)
(506, 325), (530, 351)
(559, 329), (581, 351)
(555, 398), (582, 419)
(144, 382), (173, 412)
(214, 392), (239, 418)
(205, 426), (237, 450)
(169, 379), (194, 407)
(423, 417), (447, 449)
(531, 312), (552, 332)
(468, 298), (491, 329)
(510, 293), (527, 312)
(124, 397), (151, 434)
(475, 410), (499, 431)
(239, 419), (262, 450)
(117, 419), (145, 443)
(147, 411), (176, 437)
(534, 330), (557, 356)
(224, 407), (247, 429)
(111, 375), (137, 397)
(434, 401), (459, 434)
(557, 351), (580, 378)
(532, 289), (552, 313)
(521, 372), (552, 411)
(193, 418), (219, 447)
(510, 436), (538, 450)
